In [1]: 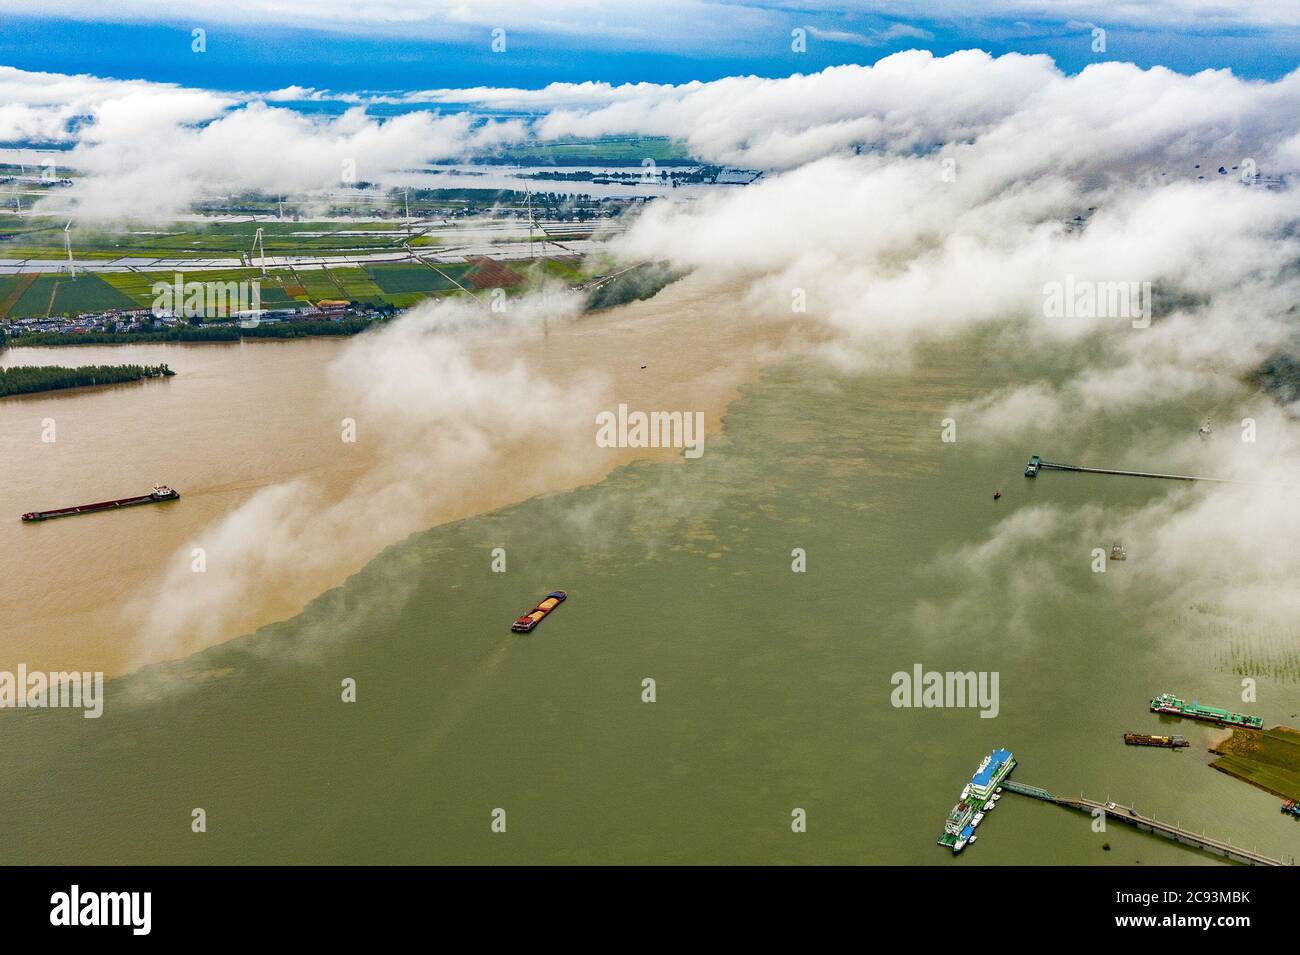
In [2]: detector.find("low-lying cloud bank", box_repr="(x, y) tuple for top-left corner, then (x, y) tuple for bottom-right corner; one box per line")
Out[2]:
(126, 291), (600, 664)
(11, 50), (1300, 215)
(15, 48), (1293, 664)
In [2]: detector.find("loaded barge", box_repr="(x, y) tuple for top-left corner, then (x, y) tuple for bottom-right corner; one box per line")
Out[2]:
(938, 748), (1015, 854)
(511, 591), (567, 633)
(21, 485), (179, 523)
(1124, 732), (1189, 749)
(1150, 692), (1263, 730)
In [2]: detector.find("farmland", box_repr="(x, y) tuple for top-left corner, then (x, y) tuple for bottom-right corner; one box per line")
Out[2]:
(1211, 725), (1300, 801)
(1, 262), (509, 319)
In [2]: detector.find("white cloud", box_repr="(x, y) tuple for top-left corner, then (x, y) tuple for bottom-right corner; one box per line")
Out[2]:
(805, 23), (935, 47)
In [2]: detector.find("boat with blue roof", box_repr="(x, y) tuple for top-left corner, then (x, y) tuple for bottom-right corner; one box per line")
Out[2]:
(938, 748), (1016, 853)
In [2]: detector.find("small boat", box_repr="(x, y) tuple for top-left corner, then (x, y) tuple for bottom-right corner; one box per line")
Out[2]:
(511, 591), (567, 633)
(971, 812), (985, 828)
(995, 787), (1003, 794)
(1198, 417), (1213, 440)
(1110, 542), (1127, 561)
(993, 490), (1002, 500)
(968, 835), (977, 844)
(1024, 455), (1042, 477)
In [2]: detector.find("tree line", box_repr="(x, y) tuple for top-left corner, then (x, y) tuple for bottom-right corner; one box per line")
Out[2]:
(0, 363), (175, 397)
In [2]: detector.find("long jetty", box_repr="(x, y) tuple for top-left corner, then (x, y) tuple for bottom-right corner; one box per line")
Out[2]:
(1035, 459), (1243, 484)
(1001, 780), (1289, 866)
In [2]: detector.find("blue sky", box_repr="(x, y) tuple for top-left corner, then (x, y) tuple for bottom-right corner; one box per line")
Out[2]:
(1, 3), (1297, 94)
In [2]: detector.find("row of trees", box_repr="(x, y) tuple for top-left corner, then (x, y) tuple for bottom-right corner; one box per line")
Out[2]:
(0, 363), (175, 397)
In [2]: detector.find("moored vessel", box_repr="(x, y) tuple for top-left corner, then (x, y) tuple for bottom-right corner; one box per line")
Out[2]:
(1150, 692), (1262, 730)
(938, 748), (1016, 853)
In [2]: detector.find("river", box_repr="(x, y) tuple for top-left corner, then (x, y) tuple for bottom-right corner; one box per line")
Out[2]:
(1, 291), (1297, 864)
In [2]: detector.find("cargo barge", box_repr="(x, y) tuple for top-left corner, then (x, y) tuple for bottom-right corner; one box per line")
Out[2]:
(511, 591), (566, 633)
(1124, 732), (1189, 749)
(938, 748), (1015, 853)
(1150, 692), (1263, 730)
(21, 485), (179, 523)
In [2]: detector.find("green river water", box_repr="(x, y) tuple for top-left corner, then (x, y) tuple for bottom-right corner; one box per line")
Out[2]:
(3, 331), (1298, 865)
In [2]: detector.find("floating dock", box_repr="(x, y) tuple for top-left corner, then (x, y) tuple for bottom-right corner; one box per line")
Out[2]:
(937, 748), (1015, 854)
(1001, 780), (1288, 866)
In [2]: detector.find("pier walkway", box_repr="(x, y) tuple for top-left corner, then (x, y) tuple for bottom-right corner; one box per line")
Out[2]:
(1035, 460), (1242, 484)
(1001, 780), (1289, 866)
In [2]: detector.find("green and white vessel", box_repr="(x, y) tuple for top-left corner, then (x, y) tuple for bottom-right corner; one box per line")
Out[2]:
(1150, 693), (1262, 730)
(938, 749), (1016, 853)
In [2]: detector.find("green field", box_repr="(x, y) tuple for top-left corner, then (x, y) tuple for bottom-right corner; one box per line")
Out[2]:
(7, 275), (137, 318)
(0, 262), (480, 319)
(367, 263), (471, 294)
(1211, 726), (1300, 800)
(0, 219), (408, 261)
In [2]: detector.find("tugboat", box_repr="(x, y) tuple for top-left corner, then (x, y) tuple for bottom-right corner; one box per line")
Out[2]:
(1024, 455), (1042, 477)
(1110, 542), (1127, 561)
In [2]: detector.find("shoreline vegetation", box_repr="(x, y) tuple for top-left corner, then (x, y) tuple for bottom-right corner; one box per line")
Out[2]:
(585, 262), (687, 311)
(0, 362), (175, 397)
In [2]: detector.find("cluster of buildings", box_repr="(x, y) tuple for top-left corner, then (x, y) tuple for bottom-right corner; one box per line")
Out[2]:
(3, 300), (390, 339)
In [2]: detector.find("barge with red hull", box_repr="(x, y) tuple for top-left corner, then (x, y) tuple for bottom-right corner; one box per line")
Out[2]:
(21, 485), (180, 522)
